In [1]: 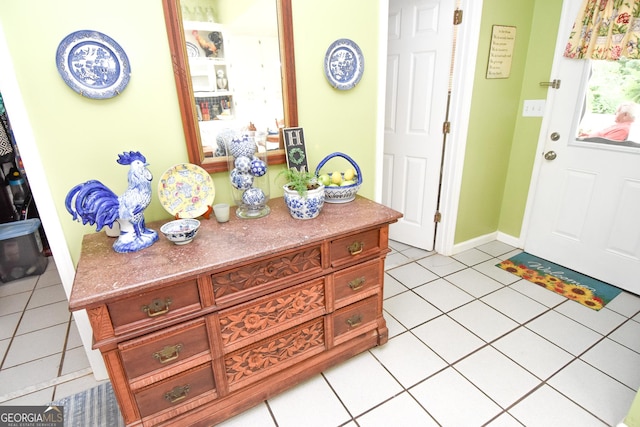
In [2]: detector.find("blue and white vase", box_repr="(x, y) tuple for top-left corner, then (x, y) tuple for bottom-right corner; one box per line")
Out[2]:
(283, 184), (325, 220)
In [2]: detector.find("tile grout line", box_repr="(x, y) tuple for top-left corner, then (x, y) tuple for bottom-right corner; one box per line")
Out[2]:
(0, 367), (93, 404)
(55, 312), (74, 381)
(0, 285), (38, 371)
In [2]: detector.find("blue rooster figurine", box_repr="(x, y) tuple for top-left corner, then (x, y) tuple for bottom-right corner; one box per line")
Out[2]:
(65, 151), (158, 253)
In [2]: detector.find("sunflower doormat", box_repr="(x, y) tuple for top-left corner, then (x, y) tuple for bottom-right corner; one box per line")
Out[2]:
(496, 252), (622, 310)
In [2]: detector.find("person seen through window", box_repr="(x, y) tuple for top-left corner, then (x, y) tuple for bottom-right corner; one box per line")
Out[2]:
(579, 102), (637, 141)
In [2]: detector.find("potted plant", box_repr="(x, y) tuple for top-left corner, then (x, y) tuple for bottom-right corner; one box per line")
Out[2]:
(278, 168), (325, 219)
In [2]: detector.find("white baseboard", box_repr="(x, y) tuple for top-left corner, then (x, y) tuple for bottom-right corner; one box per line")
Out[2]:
(451, 232), (497, 255)
(496, 231), (523, 249)
(450, 231), (522, 255)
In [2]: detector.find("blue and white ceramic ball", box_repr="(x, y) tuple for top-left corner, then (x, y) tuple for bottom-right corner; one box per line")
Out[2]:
(235, 156), (251, 173)
(242, 187), (266, 208)
(250, 157), (267, 177)
(228, 136), (256, 158)
(230, 168), (254, 190)
(216, 128), (237, 157)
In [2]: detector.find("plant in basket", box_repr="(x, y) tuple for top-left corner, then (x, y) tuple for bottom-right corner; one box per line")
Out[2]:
(315, 152), (362, 203)
(278, 168), (325, 220)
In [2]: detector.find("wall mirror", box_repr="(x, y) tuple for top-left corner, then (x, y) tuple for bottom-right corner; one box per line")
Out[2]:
(163, 0), (297, 173)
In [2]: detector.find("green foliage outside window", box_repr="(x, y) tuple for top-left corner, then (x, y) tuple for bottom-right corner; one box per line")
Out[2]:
(587, 59), (640, 114)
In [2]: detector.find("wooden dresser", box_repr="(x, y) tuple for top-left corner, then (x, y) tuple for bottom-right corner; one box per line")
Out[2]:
(69, 196), (402, 426)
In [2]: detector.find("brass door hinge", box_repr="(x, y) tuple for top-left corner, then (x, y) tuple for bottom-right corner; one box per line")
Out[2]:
(443, 121), (451, 134)
(434, 211), (442, 223)
(453, 9), (463, 25)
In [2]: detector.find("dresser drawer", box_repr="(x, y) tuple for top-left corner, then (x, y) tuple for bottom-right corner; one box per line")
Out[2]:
(134, 363), (215, 418)
(332, 258), (382, 309)
(108, 279), (201, 334)
(332, 296), (379, 343)
(211, 245), (323, 302)
(218, 279), (325, 353)
(330, 228), (381, 268)
(224, 318), (325, 391)
(119, 319), (209, 381)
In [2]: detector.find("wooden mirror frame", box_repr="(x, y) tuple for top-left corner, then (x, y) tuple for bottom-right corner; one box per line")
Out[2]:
(162, 0), (298, 173)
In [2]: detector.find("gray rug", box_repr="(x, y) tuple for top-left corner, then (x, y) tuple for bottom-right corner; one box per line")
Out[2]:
(50, 382), (124, 427)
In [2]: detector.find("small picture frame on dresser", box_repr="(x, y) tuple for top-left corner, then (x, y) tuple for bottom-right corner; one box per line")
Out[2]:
(283, 127), (309, 172)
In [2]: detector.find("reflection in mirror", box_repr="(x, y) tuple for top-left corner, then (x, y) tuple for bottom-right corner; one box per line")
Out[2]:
(163, 0), (297, 173)
(577, 59), (640, 144)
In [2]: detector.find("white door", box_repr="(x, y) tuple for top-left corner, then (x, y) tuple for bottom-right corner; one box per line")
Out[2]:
(525, 0), (640, 293)
(382, 0), (454, 250)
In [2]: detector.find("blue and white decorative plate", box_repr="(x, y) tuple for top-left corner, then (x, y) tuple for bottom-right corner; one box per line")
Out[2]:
(324, 38), (364, 90)
(56, 30), (131, 99)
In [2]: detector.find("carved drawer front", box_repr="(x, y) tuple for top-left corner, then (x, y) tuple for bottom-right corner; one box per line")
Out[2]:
(211, 245), (323, 302)
(119, 319), (209, 381)
(134, 363), (215, 418)
(332, 258), (382, 309)
(224, 318), (325, 392)
(332, 296), (379, 343)
(108, 279), (200, 333)
(218, 279), (325, 353)
(330, 228), (381, 268)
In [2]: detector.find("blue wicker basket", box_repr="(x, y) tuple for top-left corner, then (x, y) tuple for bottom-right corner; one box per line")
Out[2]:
(315, 152), (362, 203)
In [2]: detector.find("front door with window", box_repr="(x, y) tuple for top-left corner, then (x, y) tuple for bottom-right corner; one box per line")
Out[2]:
(525, 0), (640, 293)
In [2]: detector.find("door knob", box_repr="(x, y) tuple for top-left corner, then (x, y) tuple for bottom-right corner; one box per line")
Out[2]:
(550, 132), (560, 141)
(544, 151), (557, 160)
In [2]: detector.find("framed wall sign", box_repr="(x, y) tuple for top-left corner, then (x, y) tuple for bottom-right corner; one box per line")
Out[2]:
(283, 127), (309, 172)
(486, 25), (516, 79)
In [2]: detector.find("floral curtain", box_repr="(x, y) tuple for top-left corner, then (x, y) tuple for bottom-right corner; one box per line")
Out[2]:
(564, 0), (640, 60)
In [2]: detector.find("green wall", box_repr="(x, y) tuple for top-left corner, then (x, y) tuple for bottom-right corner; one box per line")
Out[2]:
(292, 2), (379, 190)
(0, 0), (380, 265)
(455, 0), (562, 243)
(1, 0), (186, 264)
(455, 0), (535, 243)
(626, 389), (640, 427)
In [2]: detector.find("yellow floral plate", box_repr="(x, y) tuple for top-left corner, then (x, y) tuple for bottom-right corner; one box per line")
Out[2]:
(158, 163), (215, 218)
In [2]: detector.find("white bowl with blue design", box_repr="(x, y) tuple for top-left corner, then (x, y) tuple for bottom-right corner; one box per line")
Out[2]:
(160, 219), (200, 245)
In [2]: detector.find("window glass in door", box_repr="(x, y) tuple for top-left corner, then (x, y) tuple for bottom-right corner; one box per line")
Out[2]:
(575, 59), (640, 145)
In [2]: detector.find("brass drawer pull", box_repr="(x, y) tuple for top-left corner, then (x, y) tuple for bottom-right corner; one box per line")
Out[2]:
(346, 314), (362, 328)
(141, 298), (172, 318)
(164, 384), (190, 404)
(153, 344), (183, 364)
(348, 277), (365, 291)
(348, 241), (364, 256)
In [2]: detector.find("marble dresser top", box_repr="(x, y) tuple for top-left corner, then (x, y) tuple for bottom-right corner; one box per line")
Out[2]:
(69, 196), (402, 310)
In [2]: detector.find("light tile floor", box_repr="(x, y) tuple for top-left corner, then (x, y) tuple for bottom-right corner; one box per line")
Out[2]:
(0, 259), (106, 405)
(1, 241), (639, 426)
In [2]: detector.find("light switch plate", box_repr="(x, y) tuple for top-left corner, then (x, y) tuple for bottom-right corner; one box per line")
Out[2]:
(523, 99), (546, 117)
